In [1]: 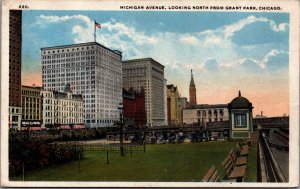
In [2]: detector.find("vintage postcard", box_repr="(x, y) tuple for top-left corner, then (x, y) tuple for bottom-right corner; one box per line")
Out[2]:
(1, 0), (299, 187)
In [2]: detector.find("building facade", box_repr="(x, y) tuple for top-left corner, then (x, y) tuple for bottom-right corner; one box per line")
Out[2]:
(9, 10), (22, 129)
(178, 97), (188, 124)
(183, 104), (229, 126)
(41, 85), (84, 129)
(163, 79), (168, 125)
(41, 42), (122, 127)
(123, 88), (146, 127)
(123, 58), (166, 127)
(21, 85), (42, 129)
(167, 84), (182, 126)
(189, 69), (197, 106)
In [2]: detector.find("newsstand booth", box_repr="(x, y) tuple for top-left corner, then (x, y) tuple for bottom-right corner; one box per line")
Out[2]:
(228, 91), (253, 140)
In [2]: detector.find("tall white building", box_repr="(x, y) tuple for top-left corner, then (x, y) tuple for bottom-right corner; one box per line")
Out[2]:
(122, 58), (166, 127)
(163, 79), (168, 125)
(41, 85), (84, 129)
(41, 42), (122, 127)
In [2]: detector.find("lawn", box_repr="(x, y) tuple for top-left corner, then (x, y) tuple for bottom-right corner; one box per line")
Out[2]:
(14, 141), (257, 182)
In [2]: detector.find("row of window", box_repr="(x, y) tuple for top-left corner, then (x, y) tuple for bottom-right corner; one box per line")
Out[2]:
(43, 71), (96, 78)
(45, 111), (84, 118)
(85, 119), (116, 124)
(22, 90), (40, 96)
(22, 115), (40, 120)
(208, 118), (223, 122)
(44, 118), (84, 124)
(42, 51), (96, 59)
(196, 110), (225, 117)
(42, 46), (120, 59)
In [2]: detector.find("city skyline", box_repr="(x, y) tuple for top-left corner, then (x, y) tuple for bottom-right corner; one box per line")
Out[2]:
(22, 10), (289, 117)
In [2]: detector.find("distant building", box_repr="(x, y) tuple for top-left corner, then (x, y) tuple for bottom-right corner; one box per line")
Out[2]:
(9, 10), (22, 129)
(41, 85), (84, 129)
(255, 111), (267, 118)
(183, 104), (229, 126)
(41, 42), (122, 127)
(123, 88), (146, 127)
(123, 58), (166, 127)
(178, 97), (188, 124)
(167, 84), (182, 126)
(189, 69), (197, 106)
(21, 85), (43, 130)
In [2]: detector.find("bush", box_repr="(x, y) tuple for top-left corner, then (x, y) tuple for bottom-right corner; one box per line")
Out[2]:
(9, 129), (84, 179)
(49, 143), (84, 164)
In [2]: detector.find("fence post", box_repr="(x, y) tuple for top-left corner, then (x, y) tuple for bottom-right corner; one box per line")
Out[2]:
(22, 161), (25, 181)
(77, 148), (81, 173)
(106, 151), (109, 164)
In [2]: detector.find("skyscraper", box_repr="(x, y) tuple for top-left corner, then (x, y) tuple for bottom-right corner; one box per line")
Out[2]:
(9, 10), (22, 129)
(41, 42), (122, 127)
(122, 58), (166, 127)
(189, 69), (197, 105)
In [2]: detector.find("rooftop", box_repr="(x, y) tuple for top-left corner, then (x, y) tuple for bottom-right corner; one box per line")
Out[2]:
(123, 57), (165, 68)
(229, 91), (253, 109)
(185, 104), (228, 109)
(41, 42), (122, 56)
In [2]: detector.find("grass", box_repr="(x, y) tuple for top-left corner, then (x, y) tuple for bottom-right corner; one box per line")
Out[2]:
(14, 141), (257, 182)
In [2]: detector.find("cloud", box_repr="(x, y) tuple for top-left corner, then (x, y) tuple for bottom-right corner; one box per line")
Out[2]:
(221, 49), (288, 72)
(230, 17), (289, 46)
(33, 14), (289, 90)
(179, 35), (199, 45)
(278, 23), (289, 31)
(38, 14), (91, 24)
(223, 16), (288, 39)
(202, 58), (219, 71)
(263, 49), (289, 70)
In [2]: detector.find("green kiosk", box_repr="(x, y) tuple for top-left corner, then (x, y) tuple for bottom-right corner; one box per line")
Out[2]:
(228, 91), (253, 140)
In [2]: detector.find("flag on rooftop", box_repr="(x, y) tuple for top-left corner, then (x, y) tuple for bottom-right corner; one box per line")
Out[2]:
(95, 22), (101, 28)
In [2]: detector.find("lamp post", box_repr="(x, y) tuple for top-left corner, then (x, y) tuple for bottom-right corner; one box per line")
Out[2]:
(118, 102), (124, 156)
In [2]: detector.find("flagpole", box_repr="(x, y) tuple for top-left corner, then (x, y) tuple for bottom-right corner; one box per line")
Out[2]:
(94, 20), (96, 42)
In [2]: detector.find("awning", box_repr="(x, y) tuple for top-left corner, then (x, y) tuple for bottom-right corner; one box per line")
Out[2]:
(21, 127), (42, 131)
(73, 125), (85, 129)
(60, 125), (71, 130)
(30, 127), (42, 131)
(21, 127), (29, 131)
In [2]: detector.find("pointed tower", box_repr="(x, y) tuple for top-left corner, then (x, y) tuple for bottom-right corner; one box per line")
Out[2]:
(189, 69), (197, 105)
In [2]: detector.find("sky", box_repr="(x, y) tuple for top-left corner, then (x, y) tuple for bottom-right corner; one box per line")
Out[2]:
(21, 10), (289, 117)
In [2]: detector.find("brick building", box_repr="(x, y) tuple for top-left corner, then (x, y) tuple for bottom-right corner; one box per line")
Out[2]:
(123, 88), (146, 127)
(189, 69), (197, 106)
(9, 10), (22, 129)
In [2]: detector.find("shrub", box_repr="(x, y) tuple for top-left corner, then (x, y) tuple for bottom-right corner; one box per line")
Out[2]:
(9, 129), (84, 179)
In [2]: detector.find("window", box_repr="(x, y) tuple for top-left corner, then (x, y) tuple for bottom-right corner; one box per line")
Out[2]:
(12, 116), (18, 122)
(219, 110), (224, 116)
(234, 113), (247, 128)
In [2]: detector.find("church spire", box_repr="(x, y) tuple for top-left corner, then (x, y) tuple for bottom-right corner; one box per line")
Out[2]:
(190, 69), (195, 87)
(189, 69), (197, 105)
